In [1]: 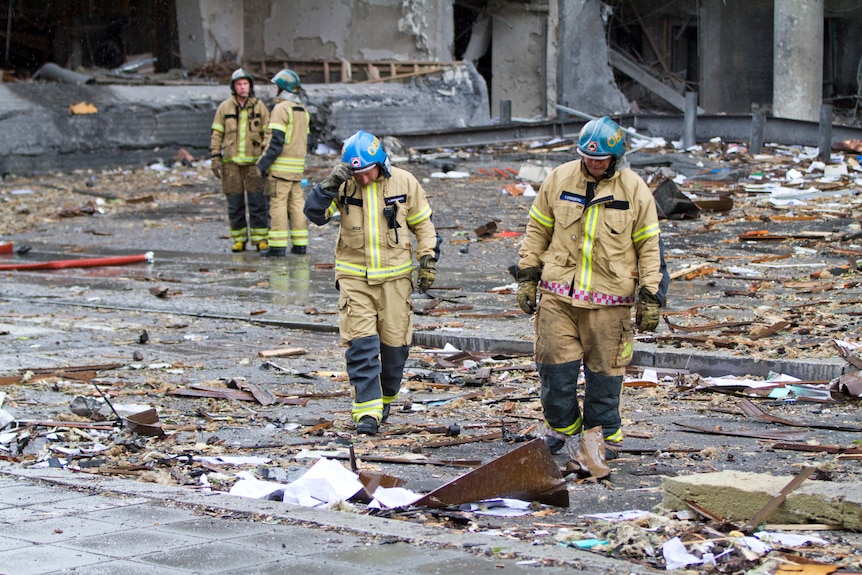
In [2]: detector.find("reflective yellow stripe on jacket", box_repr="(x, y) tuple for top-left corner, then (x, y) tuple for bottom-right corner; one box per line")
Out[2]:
(334, 181), (414, 281)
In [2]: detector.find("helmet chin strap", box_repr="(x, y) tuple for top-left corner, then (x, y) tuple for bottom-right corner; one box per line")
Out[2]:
(602, 157), (617, 180)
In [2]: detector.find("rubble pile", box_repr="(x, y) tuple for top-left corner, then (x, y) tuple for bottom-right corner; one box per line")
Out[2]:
(1, 135), (861, 573)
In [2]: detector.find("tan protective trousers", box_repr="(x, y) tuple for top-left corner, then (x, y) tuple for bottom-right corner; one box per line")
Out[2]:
(534, 295), (633, 376)
(337, 276), (413, 347)
(267, 178), (308, 249)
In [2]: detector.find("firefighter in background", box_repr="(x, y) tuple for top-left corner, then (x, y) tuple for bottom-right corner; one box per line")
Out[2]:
(304, 131), (438, 435)
(257, 69), (311, 256)
(515, 116), (663, 457)
(210, 68), (271, 253)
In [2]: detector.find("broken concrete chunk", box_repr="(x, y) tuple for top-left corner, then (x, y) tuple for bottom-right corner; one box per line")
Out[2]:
(662, 470), (861, 529)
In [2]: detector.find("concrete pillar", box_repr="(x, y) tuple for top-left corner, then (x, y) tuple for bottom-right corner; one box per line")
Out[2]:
(819, 104), (833, 161)
(750, 112), (766, 155)
(773, 0), (824, 121)
(556, 0), (628, 117)
(683, 92), (698, 149)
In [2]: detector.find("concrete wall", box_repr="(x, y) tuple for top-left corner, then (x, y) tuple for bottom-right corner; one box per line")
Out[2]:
(489, 1), (549, 120)
(176, 0), (245, 68)
(557, 0), (628, 118)
(174, 0), (631, 122)
(184, 0), (454, 66)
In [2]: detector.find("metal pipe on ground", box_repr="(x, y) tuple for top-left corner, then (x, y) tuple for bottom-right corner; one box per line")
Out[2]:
(31, 62), (95, 85)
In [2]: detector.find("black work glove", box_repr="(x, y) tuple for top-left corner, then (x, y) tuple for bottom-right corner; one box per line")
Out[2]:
(635, 287), (661, 332)
(417, 254), (436, 293)
(515, 267), (540, 315)
(320, 163), (352, 194)
(211, 155), (223, 179)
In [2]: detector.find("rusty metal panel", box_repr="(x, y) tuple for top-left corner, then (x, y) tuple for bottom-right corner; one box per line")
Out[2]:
(412, 438), (568, 508)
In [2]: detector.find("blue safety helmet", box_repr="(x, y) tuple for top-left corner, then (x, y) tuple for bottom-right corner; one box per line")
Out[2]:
(341, 130), (391, 177)
(271, 69), (300, 94)
(577, 116), (626, 160)
(230, 68), (255, 96)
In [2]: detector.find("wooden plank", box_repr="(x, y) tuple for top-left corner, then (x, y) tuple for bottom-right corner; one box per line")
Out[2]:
(258, 347), (307, 358)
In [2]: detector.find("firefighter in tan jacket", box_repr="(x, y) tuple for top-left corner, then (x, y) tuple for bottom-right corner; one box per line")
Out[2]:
(210, 68), (270, 253)
(516, 116), (663, 457)
(257, 69), (311, 256)
(304, 131), (438, 435)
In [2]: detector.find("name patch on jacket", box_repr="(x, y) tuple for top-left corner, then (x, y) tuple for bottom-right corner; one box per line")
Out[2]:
(560, 191), (585, 204)
(385, 195), (407, 205)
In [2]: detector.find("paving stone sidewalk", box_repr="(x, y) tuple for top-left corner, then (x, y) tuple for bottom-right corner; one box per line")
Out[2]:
(0, 464), (647, 575)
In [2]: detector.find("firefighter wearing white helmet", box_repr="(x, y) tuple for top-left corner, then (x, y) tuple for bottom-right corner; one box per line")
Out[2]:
(210, 68), (271, 253)
(303, 131), (438, 435)
(257, 69), (311, 256)
(515, 116), (663, 458)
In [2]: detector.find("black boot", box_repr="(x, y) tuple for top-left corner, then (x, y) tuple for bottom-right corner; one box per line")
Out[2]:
(356, 416), (379, 435)
(262, 247), (287, 257)
(291, 245), (307, 254)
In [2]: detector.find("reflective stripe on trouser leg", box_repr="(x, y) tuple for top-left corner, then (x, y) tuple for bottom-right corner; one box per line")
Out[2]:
(246, 190), (269, 243)
(347, 334), (382, 423)
(287, 180), (309, 246)
(267, 179), (290, 249)
(380, 344), (409, 407)
(583, 366), (624, 442)
(226, 194), (248, 239)
(538, 360), (583, 439)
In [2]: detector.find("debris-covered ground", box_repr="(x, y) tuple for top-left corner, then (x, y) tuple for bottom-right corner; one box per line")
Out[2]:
(1, 136), (861, 573)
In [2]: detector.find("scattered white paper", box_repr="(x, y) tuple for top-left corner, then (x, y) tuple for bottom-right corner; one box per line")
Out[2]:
(282, 458), (363, 507)
(460, 498), (532, 516)
(430, 171), (471, 179)
(368, 486), (421, 509)
(662, 537), (703, 570)
(754, 531), (828, 547)
(582, 509), (651, 522)
(229, 471), (286, 499)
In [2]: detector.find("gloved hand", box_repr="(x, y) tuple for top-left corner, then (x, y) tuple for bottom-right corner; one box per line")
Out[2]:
(635, 287), (661, 331)
(416, 254), (436, 293)
(211, 155), (223, 180)
(515, 267), (540, 315)
(257, 163), (268, 179)
(320, 162), (353, 194)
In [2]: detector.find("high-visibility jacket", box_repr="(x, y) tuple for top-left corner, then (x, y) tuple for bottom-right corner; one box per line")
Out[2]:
(518, 160), (661, 308)
(304, 166), (437, 286)
(258, 95), (309, 181)
(210, 95), (269, 165)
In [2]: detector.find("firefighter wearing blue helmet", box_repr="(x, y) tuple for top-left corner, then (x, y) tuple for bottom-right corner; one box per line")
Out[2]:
(304, 131), (438, 435)
(515, 116), (663, 458)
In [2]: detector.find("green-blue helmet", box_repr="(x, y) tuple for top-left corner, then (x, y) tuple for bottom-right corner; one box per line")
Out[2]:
(577, 116), (626, 159)
(272, 69), (300, 94)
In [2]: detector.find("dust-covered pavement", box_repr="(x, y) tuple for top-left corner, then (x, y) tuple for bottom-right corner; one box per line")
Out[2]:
(1, 142), (861, 573)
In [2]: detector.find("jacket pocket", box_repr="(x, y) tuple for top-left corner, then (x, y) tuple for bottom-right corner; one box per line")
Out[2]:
(554, 201), (584, 229)
(338, 225), (365, 250)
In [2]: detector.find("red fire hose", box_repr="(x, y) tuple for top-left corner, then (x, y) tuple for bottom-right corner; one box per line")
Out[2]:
(0, 251), (154, 271)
